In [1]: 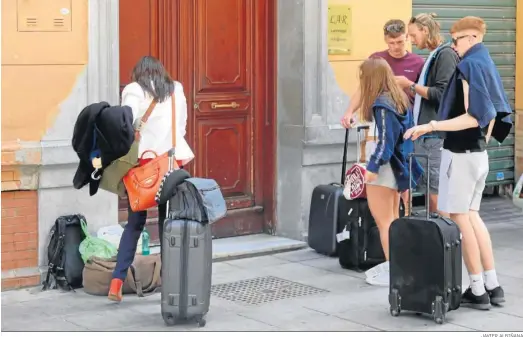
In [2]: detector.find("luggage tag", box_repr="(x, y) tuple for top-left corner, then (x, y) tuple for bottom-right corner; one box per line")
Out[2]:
(336, 225), (351, 242)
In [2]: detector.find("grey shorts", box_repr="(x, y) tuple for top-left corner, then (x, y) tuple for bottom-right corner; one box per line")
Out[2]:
(366, 163), (398, 190)
(438, 149), (489, 214)
(414, 138), (443, 194)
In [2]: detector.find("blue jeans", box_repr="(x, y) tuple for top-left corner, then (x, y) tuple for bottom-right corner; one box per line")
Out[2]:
(112, 199), (167, 281)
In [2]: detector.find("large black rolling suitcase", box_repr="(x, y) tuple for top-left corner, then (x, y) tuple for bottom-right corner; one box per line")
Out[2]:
(389, 153), (462, 324)
(337, 126), (385, 270)
(308, 126), (368, 256)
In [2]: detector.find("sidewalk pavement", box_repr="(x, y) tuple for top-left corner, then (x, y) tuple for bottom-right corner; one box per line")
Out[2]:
(2, 196), (522, 332)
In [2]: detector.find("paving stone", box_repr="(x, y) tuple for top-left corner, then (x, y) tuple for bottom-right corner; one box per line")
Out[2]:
(185, 311), (279, 331)
(212, 261), (243, 275)
(63, 307), (150, 330)
(211, 265), (269, 285)
(272, 248), (325, 262)
(2, 316), (88, 332)
(493, 296), (523, 319)
(297, 255), (367, 280)
(448, 307), (523, 331)
(496, 274), (523, 297)
(336, 305), (474, 332)
(239, 302), (377, 331)
(225, 255), (292, 269)
(296, 287), (391, 315)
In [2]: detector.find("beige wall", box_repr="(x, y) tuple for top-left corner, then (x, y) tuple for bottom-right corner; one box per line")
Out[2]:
(1, 0), (88, 190)
(327, 0), (413, 97)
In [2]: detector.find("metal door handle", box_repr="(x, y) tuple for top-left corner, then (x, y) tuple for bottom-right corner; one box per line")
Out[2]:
(211, 101), (239, 109)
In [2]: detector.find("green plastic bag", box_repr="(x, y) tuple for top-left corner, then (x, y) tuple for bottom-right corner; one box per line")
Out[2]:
(79, 219), (118, 263)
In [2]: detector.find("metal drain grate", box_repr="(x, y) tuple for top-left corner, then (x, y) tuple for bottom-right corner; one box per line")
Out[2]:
(211, 276), (329, 305)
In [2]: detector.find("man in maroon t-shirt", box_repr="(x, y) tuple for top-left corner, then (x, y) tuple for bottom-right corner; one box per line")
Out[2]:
(341, 19), (424, 118)
(340, 19), (424, 287)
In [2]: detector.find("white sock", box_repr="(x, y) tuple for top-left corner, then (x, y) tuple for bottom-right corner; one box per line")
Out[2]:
(484, 269), (500, 291)
(470, 273), (486, 296)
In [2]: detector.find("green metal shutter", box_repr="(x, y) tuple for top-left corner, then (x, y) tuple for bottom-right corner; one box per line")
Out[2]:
(412, 0), (517, 188)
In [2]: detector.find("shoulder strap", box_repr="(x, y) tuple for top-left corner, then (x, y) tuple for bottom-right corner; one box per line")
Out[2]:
(134, 100), (158, 141)
(142, 257), (162, 294)
(133, 90), (177, 148)
(171, 92), (177, 148)
(42, 218), (67, 290)
(127, 265), (144, 297)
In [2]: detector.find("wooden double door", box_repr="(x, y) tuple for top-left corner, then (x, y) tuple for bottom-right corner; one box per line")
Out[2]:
(118, 0), (276, 243)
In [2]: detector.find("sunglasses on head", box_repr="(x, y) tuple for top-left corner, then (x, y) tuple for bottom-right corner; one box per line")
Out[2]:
(385, 23), (404, 33)
(452, 34), (476, 45)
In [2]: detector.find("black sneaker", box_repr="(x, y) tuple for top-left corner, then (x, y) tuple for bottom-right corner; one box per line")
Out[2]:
(486, 286), (505, 306)
(461, 287), (491, 310)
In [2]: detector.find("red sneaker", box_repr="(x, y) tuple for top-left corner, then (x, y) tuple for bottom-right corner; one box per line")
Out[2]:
(108, 278), (123, 302)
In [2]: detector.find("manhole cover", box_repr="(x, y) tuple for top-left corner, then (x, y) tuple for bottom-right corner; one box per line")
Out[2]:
(211, 276), (329, 305)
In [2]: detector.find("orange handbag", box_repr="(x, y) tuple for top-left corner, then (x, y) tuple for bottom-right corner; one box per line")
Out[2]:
(123, 93), (178, 212)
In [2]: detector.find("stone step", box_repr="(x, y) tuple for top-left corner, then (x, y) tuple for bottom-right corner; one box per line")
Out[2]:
(149, 233), (308, 262)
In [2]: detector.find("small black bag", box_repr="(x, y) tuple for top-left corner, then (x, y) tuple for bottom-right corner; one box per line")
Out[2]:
(42, 214), (86, 291)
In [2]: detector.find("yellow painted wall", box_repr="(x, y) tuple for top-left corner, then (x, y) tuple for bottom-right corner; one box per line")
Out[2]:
(327, 0), (413, 97)
(1, 0), (88, 190)
(515, 0), (523, 179)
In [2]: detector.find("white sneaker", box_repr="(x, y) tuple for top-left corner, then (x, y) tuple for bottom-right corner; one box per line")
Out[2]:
(365, 261), (390, 287)
(365, 261), (389, 280)
(365, 269), (390, 287)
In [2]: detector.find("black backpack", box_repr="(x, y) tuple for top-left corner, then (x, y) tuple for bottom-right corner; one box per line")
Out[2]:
(42, 214), (86, 291)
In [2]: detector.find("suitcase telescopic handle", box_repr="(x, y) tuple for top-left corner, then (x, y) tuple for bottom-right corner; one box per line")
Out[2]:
(341, 125), (370, 185)
(408, 153), (430, 220)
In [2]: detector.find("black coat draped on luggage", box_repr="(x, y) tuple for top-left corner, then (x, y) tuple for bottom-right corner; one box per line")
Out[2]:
(72, 102), (135, 196)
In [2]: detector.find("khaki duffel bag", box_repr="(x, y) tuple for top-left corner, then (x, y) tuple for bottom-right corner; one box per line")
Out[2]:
(82, 254), (161, 297)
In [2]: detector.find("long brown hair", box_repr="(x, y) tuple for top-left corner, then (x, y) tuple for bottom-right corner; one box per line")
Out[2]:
(409, 13), (443, 50)
(358, 58), (410, 123)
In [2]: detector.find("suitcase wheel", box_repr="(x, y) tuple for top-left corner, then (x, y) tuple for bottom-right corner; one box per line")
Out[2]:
(389, 288), (401, 317)
(162, 312), (178, 326)
(433, 296), (446, 324)
(197, 316), (207, 328)
(390, 307), (400, 317)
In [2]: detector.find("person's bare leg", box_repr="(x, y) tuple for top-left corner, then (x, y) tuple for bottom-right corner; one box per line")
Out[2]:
(451, 212), (490, 309)
(451, 212), (482, 274)
(469, 210), (503, 304)
(393, 193), (401, 220)
(367, 185), (397, 261)
(469, 210), (495, 270)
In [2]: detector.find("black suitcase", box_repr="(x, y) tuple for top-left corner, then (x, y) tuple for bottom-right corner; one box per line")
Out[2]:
(337, 125), (385, 269)
(337, 198), (385, 270)
(389, 153), (462, 324)
(308, 126), (368, 256)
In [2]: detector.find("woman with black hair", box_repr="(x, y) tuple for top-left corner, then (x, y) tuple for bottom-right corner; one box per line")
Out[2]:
(108, 56), (194, 302)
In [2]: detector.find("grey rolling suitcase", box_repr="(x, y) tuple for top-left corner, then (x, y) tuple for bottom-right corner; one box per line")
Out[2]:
(160, 149), (213, 328)
(161, 218), (212, 327)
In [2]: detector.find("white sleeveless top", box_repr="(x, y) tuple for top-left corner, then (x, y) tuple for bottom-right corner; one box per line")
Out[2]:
(121, 81), (195, 165)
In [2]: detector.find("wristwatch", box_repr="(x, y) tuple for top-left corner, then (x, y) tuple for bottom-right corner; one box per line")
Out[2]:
(409, 83), (416, 95)
(429, 120), (438, 131)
